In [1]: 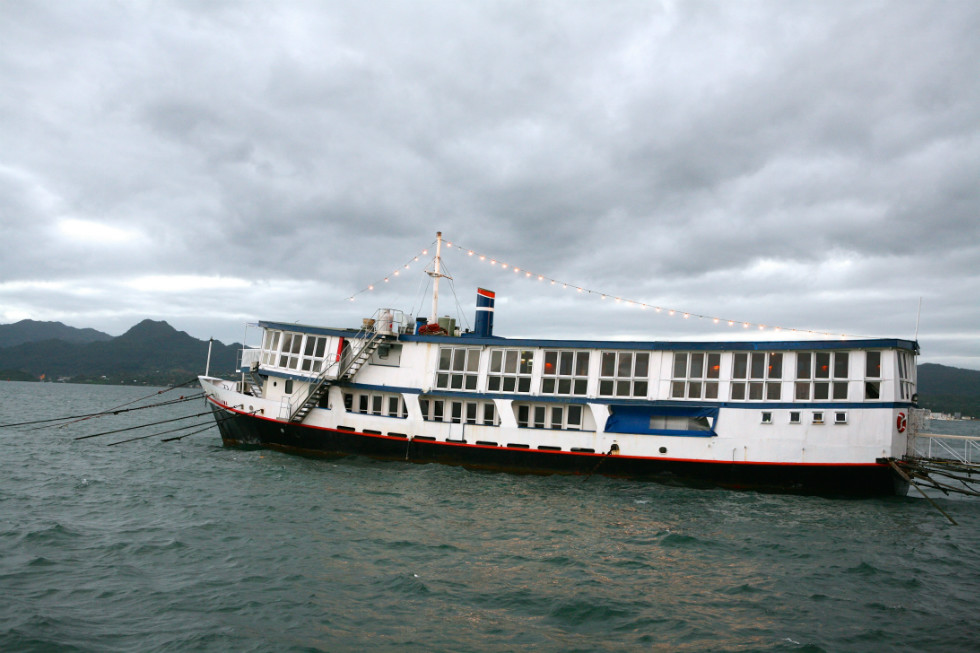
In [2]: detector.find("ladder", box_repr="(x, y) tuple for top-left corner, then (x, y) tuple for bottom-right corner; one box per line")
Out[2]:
(245, 367), (264, 398)
(287, 329), (390, 423)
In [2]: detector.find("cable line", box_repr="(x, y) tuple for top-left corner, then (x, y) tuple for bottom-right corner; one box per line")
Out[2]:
(0, 393), (204, 430)
(73, 409), (215, 441)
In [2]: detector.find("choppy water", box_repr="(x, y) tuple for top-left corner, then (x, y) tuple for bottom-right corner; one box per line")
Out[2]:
(2, 381), (979, 652)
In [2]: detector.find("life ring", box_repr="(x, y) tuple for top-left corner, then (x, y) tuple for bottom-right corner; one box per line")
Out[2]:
(896, 412), (907, 433)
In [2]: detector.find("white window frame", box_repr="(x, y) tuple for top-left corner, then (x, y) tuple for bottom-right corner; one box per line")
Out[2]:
(731, 352), (782, 401)
(599, 351), (651, 398)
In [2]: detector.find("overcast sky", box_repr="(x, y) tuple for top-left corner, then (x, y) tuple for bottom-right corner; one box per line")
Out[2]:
(2, 1), (978, 369)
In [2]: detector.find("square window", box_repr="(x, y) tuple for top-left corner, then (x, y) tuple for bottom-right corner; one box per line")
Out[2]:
(866, 351), (881, 378)
(835, 411), (847, 424)
(761, 412), (772, 424)
(766, 382), (781, 400)
(483, 403), (496, 425)
(812, 412), (824, 424)
(733, 353), (748, 379)
(705, 382), (719, 399)
(797, 353), (812, 379)
(795, 382), (810, 400)
(814, 383), (829, 400)
(789, 411), (801, 424)
(833, 382), (848, 400)
(731, 383), (746, 400)
(865, 381), (880, 400)
(688, 381), (702, 398)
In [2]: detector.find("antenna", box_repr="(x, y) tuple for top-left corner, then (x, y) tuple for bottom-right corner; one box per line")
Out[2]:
(913, 297), (922, 341)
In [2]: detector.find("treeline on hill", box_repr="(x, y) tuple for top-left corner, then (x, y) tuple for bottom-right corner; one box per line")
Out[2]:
(916, 363), (980, 417)
(0, 319), (239, 386)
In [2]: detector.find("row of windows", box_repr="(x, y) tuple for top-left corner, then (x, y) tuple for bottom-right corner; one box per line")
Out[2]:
(325, 389), (861, 430)
(516, 403), (584, 430)
(344, 392), (408, 418)
(440, 347), (899, 401)
(762, 410), (849, 425)
(342, 393), (589, 432)
(261, 331), (330, 372)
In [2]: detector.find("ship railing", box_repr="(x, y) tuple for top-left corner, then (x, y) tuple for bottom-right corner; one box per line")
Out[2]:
(910, 433), (980, 465)
(364, 307), (413, 335)
(239, 347), (262, 370)
(283, 321), (392, 422)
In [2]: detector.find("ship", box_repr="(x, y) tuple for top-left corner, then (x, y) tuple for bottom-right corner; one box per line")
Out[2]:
(200, 233), (919, 496)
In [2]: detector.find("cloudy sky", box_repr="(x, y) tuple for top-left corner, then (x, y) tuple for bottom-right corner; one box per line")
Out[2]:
(2, 1), (978, 369)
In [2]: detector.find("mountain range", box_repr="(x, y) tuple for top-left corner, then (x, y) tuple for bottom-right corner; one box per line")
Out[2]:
(0, 320), (977, 415)
(0, 319), (239, 385)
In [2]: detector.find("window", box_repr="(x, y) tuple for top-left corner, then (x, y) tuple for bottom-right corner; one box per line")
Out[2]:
(897, 350), (916, 401)
(599, 351), (650, 397)
(812, 411), (824, 424)
(261, 330), (331, 373)
(731, 352), (781, 401)
(419, 396), (498, 426)
(301, 336), (328, 372)
(436, 347), (480, 390)
(541, 350), (590, 396)
(278, 332), (303, 369)
(261, 330), (281, 365)
(487, 349), (534, 393)
(344, 392), (407, 418)
(515, 403), (584, 430)
(761, 411), (773, 424)
(789, 411), (801, 424)
(284, 379), (293, 394)
(796, 352), (848, 401)
(835, 411), (847, 424)
(671, 352), (721, 400)
(865, 351), (881, 378)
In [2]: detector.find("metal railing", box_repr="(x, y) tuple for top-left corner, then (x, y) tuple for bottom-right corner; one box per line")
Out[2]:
(911, 433), (980, 465)
(239, 347), (262, 369)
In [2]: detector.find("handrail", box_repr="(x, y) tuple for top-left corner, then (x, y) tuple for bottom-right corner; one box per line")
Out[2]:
(910, 432), (980, 465)
(286, 327), (388, 421)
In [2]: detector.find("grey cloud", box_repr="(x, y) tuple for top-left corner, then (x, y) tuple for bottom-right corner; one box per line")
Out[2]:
(0, 0), (977, 367)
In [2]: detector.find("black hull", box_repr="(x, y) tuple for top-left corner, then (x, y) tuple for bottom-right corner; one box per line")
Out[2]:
(209, 402), (906, 497)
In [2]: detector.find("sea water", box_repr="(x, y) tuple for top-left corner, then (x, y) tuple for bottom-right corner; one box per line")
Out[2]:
(1, 381), (978, 652)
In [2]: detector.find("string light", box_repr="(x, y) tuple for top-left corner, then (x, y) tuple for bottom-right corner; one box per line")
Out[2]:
(344, 242), (435, 302)
(345, 235), (870, 338)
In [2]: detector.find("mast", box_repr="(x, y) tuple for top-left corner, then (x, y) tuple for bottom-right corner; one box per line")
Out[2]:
(429, 231), (443, 323)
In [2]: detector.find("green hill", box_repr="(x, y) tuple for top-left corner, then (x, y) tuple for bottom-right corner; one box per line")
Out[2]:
(917, 363), (980, 417)
(0, 319), (112, 348)
(0, 319), (239, 385)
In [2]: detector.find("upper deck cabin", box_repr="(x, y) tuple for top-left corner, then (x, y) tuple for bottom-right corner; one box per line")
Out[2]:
(239, 315), (919, 408)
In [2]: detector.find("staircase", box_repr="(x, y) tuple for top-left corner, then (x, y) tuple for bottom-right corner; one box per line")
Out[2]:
(245, 367), (264, 398)
(287, 329), (390, 423)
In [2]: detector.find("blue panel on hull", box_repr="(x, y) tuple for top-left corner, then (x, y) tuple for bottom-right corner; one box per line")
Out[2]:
(606, 404), (719, 437)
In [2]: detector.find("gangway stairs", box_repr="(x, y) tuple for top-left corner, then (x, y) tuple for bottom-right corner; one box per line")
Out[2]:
(288, 329), (391, 423)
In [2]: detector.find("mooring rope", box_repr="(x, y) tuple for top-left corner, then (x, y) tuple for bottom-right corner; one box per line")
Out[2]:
(73, 409), (215, 441)
(56, 376), (202, 428)
(0, 392), (204, 430)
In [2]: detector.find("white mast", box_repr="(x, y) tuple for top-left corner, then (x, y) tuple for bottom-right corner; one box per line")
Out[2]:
(430, 231), (443, 323)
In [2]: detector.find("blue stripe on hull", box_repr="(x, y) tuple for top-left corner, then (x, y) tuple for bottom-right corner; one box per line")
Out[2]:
(208, 402), (905, 497)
